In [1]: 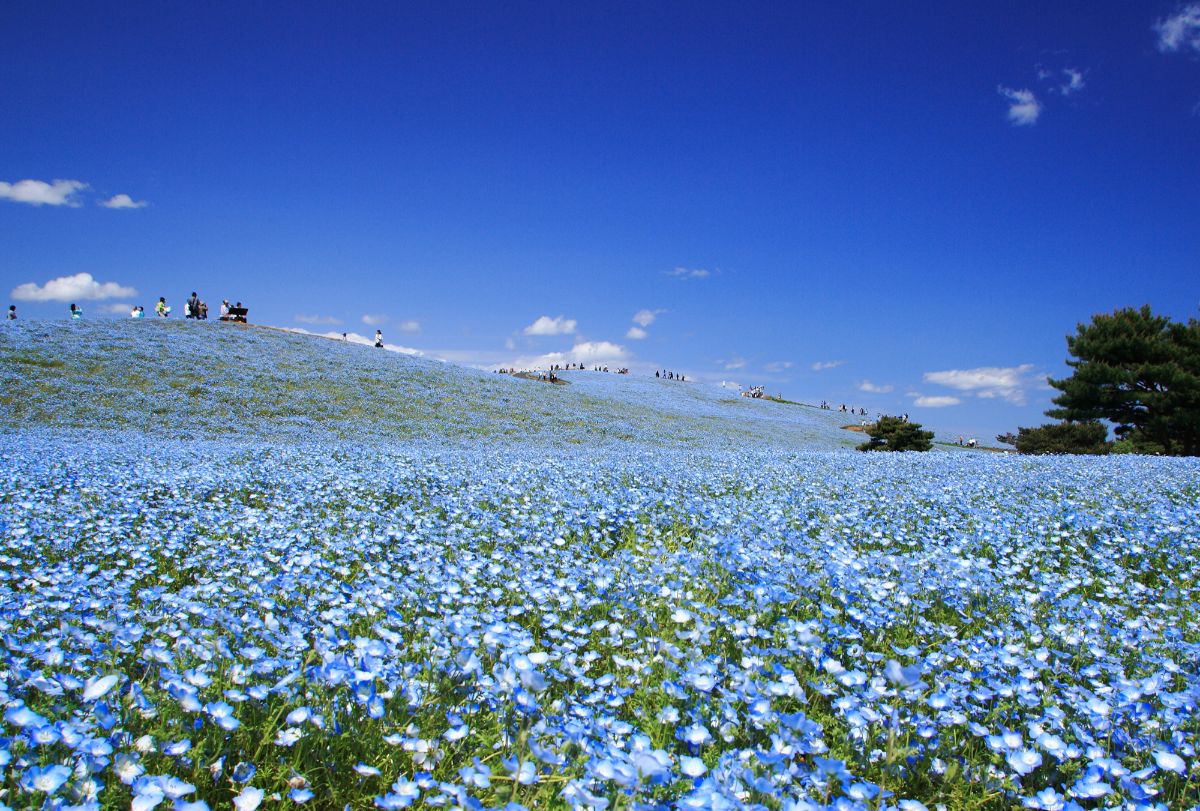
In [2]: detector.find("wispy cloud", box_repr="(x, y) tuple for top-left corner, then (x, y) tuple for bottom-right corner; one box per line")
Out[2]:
(100, 193), (147, 209)
(632, 308), (664, 327)
(1156, 4), (1200, 53)
(811, 360), (845, 371)
(626, 326), (648, 340)
(1059, 68), (1085, 96)
(667, 266), (711, 280)
(764, 360), (793, 373)
(998, 86), (1041, 125)
(923, 364), (1037, 404)
(362, 313), (388, 326)
(399, 320), (421, 334)
(522, 315), (577, 336)
(858, 380), (893, 394)
(719, 357), (746, 371)
(0, 179), (88, 207)
(296, 314), (342, 326)
(98, 302), (136, 315)
(912, 395), (961, 408)
(11, 272), (137, 302)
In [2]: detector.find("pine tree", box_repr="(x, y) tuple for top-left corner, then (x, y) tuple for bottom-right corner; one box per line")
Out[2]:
(856, 416), (934, 452)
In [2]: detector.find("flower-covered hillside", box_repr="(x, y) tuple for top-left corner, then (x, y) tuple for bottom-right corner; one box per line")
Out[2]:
(0, 320), (857, 449)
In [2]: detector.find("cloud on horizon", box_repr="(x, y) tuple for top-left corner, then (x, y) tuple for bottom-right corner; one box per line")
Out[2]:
(399, 320), (421, 334)
(719, 357), (746, 371)
(0, 179), (88, 207)
(287, 327), (422, 356)
(912, 395), (962, 408)
(522, 315), (577, 336)
(811, 360), (845, 371)
(362, 313), (388, 326)
(507, 340), (628, 370)
(100, 193), (147, 209)
(1156, 4), (1200, 53)
(296, 314), (342, 326)
(858, 379), (893, 393)
(12, 272), (137, 302)
(998, 86), (1041, 125)
(923, 364), (1037, 404)
(764, 360), (793, 373)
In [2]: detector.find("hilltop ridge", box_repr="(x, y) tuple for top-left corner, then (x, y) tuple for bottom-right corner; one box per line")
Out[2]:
(1, 319), (861, 450)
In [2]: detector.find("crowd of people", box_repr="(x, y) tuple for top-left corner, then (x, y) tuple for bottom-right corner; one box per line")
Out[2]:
(819, 401), (868, 416)
(656, 370), (686, 381)
(5, 293), (248, 323)
(743, 385), (769, 399)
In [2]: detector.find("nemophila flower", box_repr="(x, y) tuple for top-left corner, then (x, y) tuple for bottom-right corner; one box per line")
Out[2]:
(81, 673), (120, 701)
(1022, 787), (1065, 810)
(1007, 748), (1043, 776)
(289, 787), (314, 803)
(1153, 749), (1185, 774)
(679, 723), (712, 747)
(231, 762), (257, 783)
(232, 786), (265, 811)
(275, 727), (304, 747)
(20, 763), (72, 794)
(679, 756), (707, 778)
(355, 763), (382, 777)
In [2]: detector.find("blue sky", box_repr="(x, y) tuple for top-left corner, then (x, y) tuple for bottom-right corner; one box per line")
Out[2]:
(3, 2), (1198, 440)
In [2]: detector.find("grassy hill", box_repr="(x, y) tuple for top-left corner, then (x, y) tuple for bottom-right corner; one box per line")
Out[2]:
(0, 319), (861, 449)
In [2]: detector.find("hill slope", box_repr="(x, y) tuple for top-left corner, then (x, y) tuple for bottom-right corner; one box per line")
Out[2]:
(1, 319), (860, 449)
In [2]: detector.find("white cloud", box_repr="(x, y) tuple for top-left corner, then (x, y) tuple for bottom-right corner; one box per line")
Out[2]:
(858, 380), (893, 394)
(626, 326), (648, 340)
(1060, 68), (1085, 96)
(764, 360), (793, 373)
(287, 327), (422, 356)
(811, 360), (845, 371)
(507, 340), (628, 370)
(522, 315), (577, 336)
(399, 320), (421, 334)
(719, 357), (746, 371)
(632, 308), (663, 327)
(922, 364), (1037, 404)
(100, 193), (147, 209)
(0, 179), (87, 207)
(296, 314), (342, 326)
(362, 313), (388, 326)
(11, 272), (137, 302)
(1156, 4), (1200, 53)
(912, 395), (961, 408)
(998, 86), (1041, 125)
(667, 266), (711, 280)
(98, 302), (136, 315)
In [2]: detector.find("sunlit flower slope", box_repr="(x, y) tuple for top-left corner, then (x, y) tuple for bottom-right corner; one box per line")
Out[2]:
(1, 320), (1198, 811)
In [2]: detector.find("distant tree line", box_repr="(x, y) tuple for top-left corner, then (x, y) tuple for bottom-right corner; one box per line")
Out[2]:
(1007, 306), (1200, 456)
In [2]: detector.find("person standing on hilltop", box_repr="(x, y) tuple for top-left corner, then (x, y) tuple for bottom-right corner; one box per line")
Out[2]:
(6, 305), (14, 320)
(374, 330), (384, 348)
(156, 297), (170, 317)
(186, 291), (200, 319)
(70, 303), (82, 319)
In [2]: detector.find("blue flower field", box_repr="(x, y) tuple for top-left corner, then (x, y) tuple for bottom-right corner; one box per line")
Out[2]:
(1, 321), (1198, 810)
